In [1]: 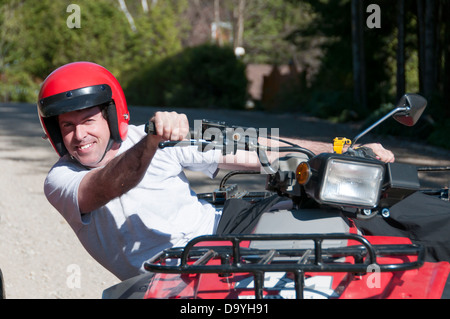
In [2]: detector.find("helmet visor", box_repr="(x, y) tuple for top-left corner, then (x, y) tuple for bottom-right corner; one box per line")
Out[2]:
(39, 84), (112, 117)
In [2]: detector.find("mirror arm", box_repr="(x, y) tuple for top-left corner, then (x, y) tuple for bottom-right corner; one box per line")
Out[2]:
(350, 106), (410, 147)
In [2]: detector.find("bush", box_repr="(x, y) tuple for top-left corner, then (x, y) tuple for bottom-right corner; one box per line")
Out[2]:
(0, 69), (39, 103)
(125, 44), (248, 109)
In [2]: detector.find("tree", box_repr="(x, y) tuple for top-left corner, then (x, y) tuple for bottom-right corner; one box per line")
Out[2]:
(241, 0), (315, 65)
(415, 0), (448, 119)
(0, 0), (187, 102)
(416, 0), (425, 93)
(0, 0), (34, 102)
(351, 0), (367, 111)
(422, 0), (437, 100)
(444, 0), (450, 117)
(396, 0), (406, 101)
(117, 0), (137, 32)
(2, 0), (133, 79)
(234, 0), (245, 51)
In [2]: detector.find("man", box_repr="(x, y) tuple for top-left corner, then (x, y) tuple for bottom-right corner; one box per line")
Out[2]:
(38, 62), (394, 280)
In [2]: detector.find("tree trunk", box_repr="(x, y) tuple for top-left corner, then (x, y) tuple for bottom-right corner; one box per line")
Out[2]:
(351, 0), (367, 111)
(234, 0), (245, 50)
(118, 0), (137, 32)
(214, 0), (222, 46)
(423, 0), (437, 99)
(397, 0), (405, 101)
(443, 0), (450, 117)
(416, 0), (425, 93)
(141, 0), (149, 13)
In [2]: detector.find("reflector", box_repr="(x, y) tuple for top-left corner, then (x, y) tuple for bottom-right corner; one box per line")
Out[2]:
(296, 162), (311, 184)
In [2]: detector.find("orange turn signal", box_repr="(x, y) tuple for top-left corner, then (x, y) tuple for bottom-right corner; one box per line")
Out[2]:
(296, 162), (311, 185)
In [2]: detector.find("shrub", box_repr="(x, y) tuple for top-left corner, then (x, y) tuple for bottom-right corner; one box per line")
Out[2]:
(125, 44), (248, 109)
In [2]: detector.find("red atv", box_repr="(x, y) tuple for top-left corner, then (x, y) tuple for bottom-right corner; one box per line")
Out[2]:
(103, 94), (450, 299)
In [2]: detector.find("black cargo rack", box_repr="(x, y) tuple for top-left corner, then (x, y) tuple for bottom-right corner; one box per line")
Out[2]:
(144, 233), (424, 299)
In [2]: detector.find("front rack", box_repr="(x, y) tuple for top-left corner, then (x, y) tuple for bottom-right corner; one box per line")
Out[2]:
(144, 233), (424, 299)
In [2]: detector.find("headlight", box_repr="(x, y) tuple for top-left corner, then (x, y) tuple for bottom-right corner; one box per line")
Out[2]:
(303, 154), (385, 208)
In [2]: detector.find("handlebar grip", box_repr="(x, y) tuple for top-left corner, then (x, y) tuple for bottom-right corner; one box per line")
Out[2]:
(345, 146), (378, 160)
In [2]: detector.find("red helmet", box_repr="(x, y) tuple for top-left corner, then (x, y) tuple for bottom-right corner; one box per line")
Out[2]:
(37, 61), (130, 156)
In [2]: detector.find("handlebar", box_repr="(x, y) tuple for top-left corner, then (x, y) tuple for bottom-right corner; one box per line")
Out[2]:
(145, 119), (316, 174)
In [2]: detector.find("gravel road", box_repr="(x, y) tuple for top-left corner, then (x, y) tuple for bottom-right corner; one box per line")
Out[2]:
(1, 102), (449, 299)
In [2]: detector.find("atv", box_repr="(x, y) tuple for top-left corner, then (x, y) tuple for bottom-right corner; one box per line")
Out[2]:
(104, 93), (450, 299)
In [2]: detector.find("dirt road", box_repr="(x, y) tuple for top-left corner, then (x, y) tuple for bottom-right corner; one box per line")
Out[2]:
(1, 102), (449, 298)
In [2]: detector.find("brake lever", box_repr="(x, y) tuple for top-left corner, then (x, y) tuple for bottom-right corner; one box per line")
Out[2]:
(158, 140), (217, 151)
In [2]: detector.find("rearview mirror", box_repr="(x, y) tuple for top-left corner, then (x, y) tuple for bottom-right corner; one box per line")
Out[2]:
(351, 93), (427, 146)
(393, 94), (427, 126)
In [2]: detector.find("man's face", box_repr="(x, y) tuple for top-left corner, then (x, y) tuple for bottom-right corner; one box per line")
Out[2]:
(58, 106), (114, 168)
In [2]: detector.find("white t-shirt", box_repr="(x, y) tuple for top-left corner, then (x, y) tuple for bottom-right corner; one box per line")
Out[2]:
(44, 124), (222, 280)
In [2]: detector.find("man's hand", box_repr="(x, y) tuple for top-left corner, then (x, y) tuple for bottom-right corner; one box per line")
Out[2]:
(362, 142), (395, 163)
(150, 111), (189, 143)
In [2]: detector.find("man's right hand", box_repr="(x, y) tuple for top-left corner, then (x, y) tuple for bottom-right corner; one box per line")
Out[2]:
(149, 111), (190, 146)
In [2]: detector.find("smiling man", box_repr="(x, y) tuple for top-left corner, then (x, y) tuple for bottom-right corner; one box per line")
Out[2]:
(58, 106), (116, 168)
(37, 61), (395, 281)
(37, 62), (209, 280)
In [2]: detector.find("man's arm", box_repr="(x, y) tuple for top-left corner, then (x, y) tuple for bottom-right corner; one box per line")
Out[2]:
(77, 112), (189, 214)
(255, 137), (395, 162)
(219, 136), (395, 171)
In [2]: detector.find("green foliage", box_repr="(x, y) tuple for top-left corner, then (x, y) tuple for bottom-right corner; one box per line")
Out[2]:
(0, 67), (38, 102)
(242, 0), (315, 64)
(0, 0), (186, 102)
(123, 0), (188, 72)
(8, 1), (131, 77)
(125, 44), (248, 109)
